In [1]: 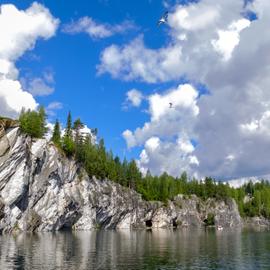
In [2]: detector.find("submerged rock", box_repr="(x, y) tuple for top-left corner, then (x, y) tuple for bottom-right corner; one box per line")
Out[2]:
(0, 128), (243, 232)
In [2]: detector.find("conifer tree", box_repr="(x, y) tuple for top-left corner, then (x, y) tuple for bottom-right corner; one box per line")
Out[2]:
(96, 138), (107, 179)
(38, 106), (48, 137)
(65, 111), (72, 138)
(62, 111), (75, 156)
(73, 118), (84, 145)
(126, 160), (141, 189)
(51, 119), (61, 146)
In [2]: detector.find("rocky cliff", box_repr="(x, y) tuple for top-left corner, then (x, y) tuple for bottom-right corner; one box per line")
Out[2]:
(0, 127), (242, 233)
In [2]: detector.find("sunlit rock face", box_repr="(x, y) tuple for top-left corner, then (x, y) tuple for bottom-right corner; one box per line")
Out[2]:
(0, 128), (243, 232)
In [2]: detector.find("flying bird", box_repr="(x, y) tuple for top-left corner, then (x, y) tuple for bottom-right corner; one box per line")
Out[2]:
(169, 102), (173, 108)
(157, 11), (168, 26)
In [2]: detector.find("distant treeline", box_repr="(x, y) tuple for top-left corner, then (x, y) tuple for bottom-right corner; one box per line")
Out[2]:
(18, 108), (270, 219)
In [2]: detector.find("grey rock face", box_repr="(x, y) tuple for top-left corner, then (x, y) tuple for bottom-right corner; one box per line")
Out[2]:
(243, 217), (270, 229)
(0, 128), (242, 232)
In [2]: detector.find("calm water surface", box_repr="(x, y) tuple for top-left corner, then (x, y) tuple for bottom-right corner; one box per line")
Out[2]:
(0, 229), (270, 269)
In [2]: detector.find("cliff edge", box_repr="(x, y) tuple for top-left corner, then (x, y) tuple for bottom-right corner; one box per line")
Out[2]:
(0, 128), (242, 232)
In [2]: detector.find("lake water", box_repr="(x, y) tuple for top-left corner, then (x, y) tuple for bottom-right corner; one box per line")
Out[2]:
(0, 229), (270, 269)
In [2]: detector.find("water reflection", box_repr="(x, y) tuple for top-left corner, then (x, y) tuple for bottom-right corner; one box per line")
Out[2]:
(0, 229), (269, 269)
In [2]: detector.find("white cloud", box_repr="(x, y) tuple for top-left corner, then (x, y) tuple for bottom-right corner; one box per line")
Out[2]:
(24, 77), (54, 97)
(123, 84), (199, 177)
(46, 101), (63, 117)
(178, 138), (194, 154)
(47, 101), (63, 110)
(149, 84), (199, 121)
(0, 79), (37, 117)
(98, 0), (248, 84)
(145, 137), (160, 151)
(98, 36), (183, 83)
(137, 136), (199, 177)
(168, 4), (219, 31)
(0, 3), (59, 61)
(108, 0), (270, 179)
(211, 18), (251, 61)
(123, 129), (136, 148)
(240, 111), (270, 135)
(0, 3), (59, 118)
(21, 70), (55, 97)
(124, 89), (144, 109)
(63, 17), (136, 39)
(123, 84), (199, 150)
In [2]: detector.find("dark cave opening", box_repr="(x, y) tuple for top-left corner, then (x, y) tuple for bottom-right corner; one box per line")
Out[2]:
(145, 220), (152, 228)
(172, 218), (178, 228)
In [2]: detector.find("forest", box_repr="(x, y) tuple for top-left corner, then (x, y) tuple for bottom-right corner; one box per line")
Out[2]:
(18, 108), (270, 219)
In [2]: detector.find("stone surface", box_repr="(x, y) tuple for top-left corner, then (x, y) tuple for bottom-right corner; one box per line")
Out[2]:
(243, 217), (270, 229)
(0, 128), (244, 232)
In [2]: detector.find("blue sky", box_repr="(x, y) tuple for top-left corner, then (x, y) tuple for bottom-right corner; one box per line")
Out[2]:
(2, 0), (173, 160)
(2, 0), (270, 180)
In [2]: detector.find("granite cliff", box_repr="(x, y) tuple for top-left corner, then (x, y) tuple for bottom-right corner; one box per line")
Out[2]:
(0, 127), (244, 232)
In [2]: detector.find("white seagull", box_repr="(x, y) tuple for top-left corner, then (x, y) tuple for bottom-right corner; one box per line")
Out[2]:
(157, 11), (168, 26)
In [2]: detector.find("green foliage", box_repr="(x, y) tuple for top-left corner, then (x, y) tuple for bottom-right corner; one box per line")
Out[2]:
(62, 111), (75, 157)
(65, 111), (72, 138)
(73, 118), (83, 130)
(19, 106), (47, 138)
(51, 119), (61, 146)
(45, 111), (270, 220)
(62, 136), (75, 157)
(204, 213), (215, 226)
(38, 106), (48, 136)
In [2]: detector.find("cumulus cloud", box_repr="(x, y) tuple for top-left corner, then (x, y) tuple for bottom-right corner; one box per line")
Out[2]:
(123, 84), (199, 149)
(98, 0), (259, 84)
(137, 136), (199, 177)
(63, 17), (136, 39)
(106, 0), (270, 179)
(168, 4), (219, 31)
(0, 79), (37, 117)
(0, 3), (59, 61)
(123, 89), (144, 109)
(0, 2), (59, 118)
(211, 18), (251, 61)
(123, 84), (199, 177)
(98, 36), (183, 83)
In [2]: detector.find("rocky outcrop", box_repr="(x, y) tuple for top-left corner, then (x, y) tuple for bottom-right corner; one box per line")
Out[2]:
(0, 118), (19, 157)
(0, 128), (242, 233)
(243, 217), (270, 229)
(0, 118), (19, 138)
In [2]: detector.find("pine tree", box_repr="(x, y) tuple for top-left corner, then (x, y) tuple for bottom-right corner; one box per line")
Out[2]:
(62, 111), (75, 156)
(65, 111), (72, 138)
(126, 160), (141, 190)
(38, 106), (48, 137)
(96, 138), (107, 179)
(73, 118), (84, 145)
(51, 120), (61, 146)
(73, 118), (83, 130)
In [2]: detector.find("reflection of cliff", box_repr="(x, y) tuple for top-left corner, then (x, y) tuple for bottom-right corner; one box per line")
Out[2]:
(0, 230), (268, 269)
(0, 128), (241, 232)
